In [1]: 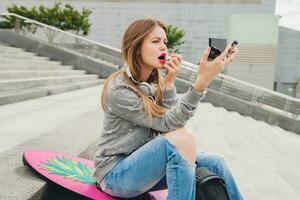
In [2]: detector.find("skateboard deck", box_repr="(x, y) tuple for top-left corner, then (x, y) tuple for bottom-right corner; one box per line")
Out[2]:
(22, 150), (167, 200)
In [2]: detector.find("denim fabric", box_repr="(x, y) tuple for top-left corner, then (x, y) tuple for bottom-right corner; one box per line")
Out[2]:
(99, 136), (243, 200)
(195, 152), (244, 200)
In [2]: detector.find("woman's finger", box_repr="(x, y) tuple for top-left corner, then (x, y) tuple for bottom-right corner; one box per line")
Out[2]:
(164, 69), (176, 80)
(164, 63), (176, 75)
(225, 47), (238, 64)
(171, 54), (183, 63)
(170, 57), (180, 69)
(173, 55), (182, 72)
(167, 59), (178, 71)
(199, 47), (211, 64)
(227, 46), (237, 56)
(218, 44), (232, 61)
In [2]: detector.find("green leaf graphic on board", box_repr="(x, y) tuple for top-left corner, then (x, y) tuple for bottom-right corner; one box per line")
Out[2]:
(40, 156), (97, 185)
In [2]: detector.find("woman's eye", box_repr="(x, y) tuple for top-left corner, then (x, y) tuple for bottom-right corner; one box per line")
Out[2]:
(152, 41), (167, 45)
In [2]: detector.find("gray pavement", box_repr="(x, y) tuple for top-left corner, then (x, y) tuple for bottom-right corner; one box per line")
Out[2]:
(187, 103), (300, 200)
(0, 85), (103, 153)
(0, 85), (300, 199)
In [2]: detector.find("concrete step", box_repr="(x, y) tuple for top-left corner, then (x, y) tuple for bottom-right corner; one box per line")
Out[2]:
(45, 79), (104, 95)
(93, 57), (120, 68)
(0, 64), (73, 70)
(0, 54), (49, 60)
(0, 75), (99, 91)
(0, 51), (37, 57)
(0, 88), (48, 106)
(0, 45), (27, 53)
(0, 58), (61, 65)
(0, 79), (105, 106)
(0, 85), (104, 199)
(0, 44), (105, 106)
(0, 70), (86, 79)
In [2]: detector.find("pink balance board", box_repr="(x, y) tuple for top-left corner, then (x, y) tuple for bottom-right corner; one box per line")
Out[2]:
(22, 150), (167, 200)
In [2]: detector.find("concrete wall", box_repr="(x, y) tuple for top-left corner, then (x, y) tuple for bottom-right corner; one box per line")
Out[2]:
(65, 0), (261, 3)
(0, 0), (274, 63)
(226, 63), (275, 89)
(0, 0), (282, 90)
(275, 26), (300, 98)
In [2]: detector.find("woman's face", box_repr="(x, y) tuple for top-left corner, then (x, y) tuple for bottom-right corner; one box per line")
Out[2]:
(139, 26), (168, 70)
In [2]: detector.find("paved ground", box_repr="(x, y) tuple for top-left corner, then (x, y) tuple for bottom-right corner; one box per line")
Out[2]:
(0, 85), (299, 200)
(188, 103), (300, 200)
(0, 85), (103, 153)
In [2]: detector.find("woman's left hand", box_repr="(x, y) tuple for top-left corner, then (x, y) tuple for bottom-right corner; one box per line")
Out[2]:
(163, 54), (182, 90)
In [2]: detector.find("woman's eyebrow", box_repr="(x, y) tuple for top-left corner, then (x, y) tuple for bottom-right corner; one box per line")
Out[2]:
(151, 37), (168, 42)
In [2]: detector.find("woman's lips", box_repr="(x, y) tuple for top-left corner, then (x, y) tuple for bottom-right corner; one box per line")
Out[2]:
(158, 55), (170, 64)
(158, 53), (167, 64)
(159, 59), (166, 64)
(159, 53), (166, 59)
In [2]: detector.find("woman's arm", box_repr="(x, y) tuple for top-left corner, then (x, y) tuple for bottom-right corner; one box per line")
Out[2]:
(108, 44), (237, 132)
(108, 84), (205, 133)
(160, 54), (182, 109)
(194, 44), (238, 92)
(161, 87), (179, 109)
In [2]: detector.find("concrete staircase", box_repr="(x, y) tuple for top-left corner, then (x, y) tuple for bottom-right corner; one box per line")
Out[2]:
(0, 43), (105, 106)
(0, 86), (299, 199)
(0, 86), (105, 199)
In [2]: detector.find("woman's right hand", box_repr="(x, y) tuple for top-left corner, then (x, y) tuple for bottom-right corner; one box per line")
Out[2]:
(193, 44), (238, 92)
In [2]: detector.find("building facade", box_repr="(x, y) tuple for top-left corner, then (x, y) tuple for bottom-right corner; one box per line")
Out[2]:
(275, 26), (300, 98)
(1, 0), (283, 91)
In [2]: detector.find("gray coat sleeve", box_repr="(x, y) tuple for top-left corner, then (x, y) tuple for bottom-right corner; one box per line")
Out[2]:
(162, 87), (179, 109)
(107, 84), (205, 132)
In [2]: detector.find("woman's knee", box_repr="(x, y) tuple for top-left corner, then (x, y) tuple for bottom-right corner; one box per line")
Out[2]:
(207, 153), (229, 171)
(164, 127), (197, 149)
(196, 152), (229, 170)
(164, 127), (197, 162)
(212, 153), (227, 165)
(207, 153), (232, 178)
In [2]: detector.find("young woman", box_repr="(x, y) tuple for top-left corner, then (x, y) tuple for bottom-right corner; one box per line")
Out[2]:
(93, 18), (243, 200)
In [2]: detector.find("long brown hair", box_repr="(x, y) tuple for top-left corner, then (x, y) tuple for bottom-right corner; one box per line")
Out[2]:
(101, 18), (168, 117)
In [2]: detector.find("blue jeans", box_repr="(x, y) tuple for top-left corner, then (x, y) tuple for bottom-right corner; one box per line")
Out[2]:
(99, 136), (244, 200)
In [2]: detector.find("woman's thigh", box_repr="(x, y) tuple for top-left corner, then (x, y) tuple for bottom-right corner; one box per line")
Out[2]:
(100, 136), (169, 198)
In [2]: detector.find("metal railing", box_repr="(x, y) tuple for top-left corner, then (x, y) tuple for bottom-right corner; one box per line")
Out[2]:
(181, 64), (300, 119)
(0, 12), (123, 67)
(1, 12), (300, 120)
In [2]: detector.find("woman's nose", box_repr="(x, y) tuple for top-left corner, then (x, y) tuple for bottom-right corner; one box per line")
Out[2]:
(160, 42), (167, 50)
